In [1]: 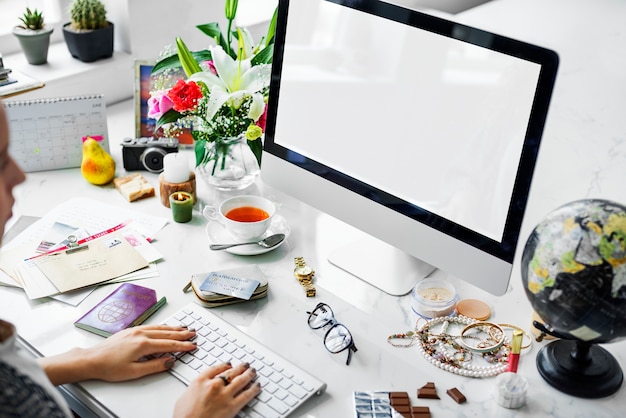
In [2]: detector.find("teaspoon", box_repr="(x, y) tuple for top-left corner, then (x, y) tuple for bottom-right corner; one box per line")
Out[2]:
(209, 233), (286, 251)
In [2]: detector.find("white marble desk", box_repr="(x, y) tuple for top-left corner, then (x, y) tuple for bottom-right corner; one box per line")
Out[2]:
(1, 0), (626, 416)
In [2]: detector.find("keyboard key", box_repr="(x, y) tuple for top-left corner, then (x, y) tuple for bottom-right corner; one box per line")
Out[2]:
(250, 401), (281, 418)
(274, 389), (288, 401)
(257, 391), (272, 403)
(288, 385), (307, 399)
(283, 396), (298, 408)
(278, 380), (292, 390)
(267, 397), (289, 415)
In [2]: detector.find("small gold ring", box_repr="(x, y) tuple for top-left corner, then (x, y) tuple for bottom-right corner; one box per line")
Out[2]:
(217, 375), (230, 386)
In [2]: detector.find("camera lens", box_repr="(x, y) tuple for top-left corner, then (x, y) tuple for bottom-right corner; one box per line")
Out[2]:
(140, 147), (167, 173)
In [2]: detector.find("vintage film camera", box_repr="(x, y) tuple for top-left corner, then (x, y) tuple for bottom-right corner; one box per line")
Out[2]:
(121, 137), (178, 173)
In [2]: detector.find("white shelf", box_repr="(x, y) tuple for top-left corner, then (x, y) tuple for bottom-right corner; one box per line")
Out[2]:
(2, 41), (134, 105)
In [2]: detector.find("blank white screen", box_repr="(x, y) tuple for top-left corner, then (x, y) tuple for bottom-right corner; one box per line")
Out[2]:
(272, 0), (541, 242)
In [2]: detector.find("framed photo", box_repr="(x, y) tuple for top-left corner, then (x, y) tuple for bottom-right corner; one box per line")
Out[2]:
(133, 60), (194, 147)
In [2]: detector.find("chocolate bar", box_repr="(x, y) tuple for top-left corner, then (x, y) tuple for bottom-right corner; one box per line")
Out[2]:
(417, 382), (440, 399)
(446, 387), (467, 404)
(412, 406), (431, 418)
(389, 392), (412, 418)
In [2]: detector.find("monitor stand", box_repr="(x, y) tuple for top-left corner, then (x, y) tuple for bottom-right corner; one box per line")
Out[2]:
(328, 235), (436, 296)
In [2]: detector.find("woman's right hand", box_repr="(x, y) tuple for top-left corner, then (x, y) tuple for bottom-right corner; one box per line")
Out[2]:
(174, 362), (261, 418)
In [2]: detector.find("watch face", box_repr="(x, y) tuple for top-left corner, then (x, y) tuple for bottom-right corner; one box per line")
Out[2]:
(295, 266), (313, 276)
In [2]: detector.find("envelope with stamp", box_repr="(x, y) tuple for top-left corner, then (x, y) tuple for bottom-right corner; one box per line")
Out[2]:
(29, 232), (148, 293)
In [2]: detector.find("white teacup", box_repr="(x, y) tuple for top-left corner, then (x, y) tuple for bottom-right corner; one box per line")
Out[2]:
(203, 195), (276, 241)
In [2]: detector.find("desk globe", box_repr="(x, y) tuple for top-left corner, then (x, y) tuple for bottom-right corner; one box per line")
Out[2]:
(521, 199), (626, 398)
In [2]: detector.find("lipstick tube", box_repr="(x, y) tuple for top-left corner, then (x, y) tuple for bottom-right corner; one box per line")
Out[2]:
(506, 329), (523, 373)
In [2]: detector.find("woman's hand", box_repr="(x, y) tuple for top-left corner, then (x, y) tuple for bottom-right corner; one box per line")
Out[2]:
(174, 362), (261, 418)
(39, 324), (197, 385)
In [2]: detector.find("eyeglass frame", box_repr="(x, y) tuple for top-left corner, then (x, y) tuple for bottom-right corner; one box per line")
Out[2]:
(306, 302), (358, 365)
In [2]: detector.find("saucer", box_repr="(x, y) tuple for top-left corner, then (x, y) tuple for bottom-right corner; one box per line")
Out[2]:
(206, 215), (291, 255)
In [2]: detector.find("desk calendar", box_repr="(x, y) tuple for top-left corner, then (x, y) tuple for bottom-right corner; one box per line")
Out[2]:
(2, 94), (110, 172)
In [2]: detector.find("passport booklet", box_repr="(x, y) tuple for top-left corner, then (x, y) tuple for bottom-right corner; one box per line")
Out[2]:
(74, 283), (166, 337)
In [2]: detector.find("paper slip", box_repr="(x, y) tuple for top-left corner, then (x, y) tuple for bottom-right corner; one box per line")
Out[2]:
(1, 197), (168, 253)
(200, 272), (260, 300)
(47, 263), (159, 307)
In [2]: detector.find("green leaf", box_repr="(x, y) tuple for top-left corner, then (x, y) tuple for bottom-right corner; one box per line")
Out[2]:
(194, 138), (208, 166)
(247, 138), (263, 167)
(152, 50), (213, 75)
(251, 44), (274, 65)
(155, 109), (183, 130)
(152, 54), (181, 74)
(266, 7), (278, 46)
(176, 37), (203, 77)
(196, 22), (230, 52)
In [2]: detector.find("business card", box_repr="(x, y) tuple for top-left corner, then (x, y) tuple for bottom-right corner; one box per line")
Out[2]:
(199, 272), (260, 300)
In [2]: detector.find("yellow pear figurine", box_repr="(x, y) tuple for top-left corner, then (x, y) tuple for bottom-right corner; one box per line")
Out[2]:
(81, 137), (116, 185)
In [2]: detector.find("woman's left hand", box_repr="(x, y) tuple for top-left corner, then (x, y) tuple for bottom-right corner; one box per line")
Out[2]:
(39, 324), (197, 385)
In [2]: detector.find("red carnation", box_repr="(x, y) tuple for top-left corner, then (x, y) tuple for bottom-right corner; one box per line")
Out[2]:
(167, 80), (203, 112)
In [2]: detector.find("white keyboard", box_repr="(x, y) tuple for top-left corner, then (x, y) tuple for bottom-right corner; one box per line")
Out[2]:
(160, 303), (327, 418)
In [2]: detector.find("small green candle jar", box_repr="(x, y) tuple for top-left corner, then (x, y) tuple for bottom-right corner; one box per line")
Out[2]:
(169, 191), (193, 223)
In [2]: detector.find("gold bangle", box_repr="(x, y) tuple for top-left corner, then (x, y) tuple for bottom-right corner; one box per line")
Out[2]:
(497, 323), (532, 350)
(459, 322), (505, 353)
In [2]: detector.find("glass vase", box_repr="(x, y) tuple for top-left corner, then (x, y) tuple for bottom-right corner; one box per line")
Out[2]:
(196, 134), (260, 191)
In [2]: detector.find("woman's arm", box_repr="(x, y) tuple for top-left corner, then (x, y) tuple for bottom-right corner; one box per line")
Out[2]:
(38, 324), (196, 385)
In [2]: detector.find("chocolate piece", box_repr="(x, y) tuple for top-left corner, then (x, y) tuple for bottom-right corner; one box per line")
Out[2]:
(389, 391), (411, 416)
(446, 387), (467, 404)
(418, 388), (439, 399)
(412, 406), (431, 418)
(390, 391), (410, 399)
(392, 405), (411, 413)
(417, 382), (439, 399)
(412, 406), (430, 413)
(390, 392), (410, 406)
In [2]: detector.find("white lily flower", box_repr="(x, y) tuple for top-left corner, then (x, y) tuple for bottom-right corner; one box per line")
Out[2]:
(248, 93), (265, 120)
(237, 27), (256, 59)
(189, 46), (271, 122)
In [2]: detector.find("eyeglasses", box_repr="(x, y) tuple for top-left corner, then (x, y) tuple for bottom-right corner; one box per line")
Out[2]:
(307, 302), (358, 365)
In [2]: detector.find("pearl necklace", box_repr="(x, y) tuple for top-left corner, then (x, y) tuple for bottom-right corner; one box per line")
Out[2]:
(388, 315), (510, 378)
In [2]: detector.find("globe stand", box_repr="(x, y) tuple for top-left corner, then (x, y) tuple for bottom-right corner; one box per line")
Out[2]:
(536, 339), (623, 398)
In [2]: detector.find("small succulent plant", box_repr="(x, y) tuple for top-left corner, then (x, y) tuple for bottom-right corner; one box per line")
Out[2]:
(70, 0), (108, 31)
(18, 8), (45, 30)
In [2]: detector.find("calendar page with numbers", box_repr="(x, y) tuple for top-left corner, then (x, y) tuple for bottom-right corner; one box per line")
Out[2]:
(2, 94), (109, 173)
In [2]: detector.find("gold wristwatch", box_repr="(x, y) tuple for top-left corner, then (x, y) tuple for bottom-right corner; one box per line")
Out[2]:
(294, 257), (316, 297)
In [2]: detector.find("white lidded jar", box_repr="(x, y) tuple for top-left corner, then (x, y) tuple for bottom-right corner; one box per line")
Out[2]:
(411, 277), (458, 319)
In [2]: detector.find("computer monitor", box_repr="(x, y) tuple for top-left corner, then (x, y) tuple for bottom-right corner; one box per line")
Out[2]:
(262, 0), (559, 296)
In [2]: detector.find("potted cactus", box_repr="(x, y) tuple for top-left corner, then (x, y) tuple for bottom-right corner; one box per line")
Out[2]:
(12, 8), (54, 65)
(62, 0), (114, 63)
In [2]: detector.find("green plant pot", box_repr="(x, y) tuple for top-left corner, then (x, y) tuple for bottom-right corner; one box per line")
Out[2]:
(62, 22), (114, 63)
(13, 26), (54, 65)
